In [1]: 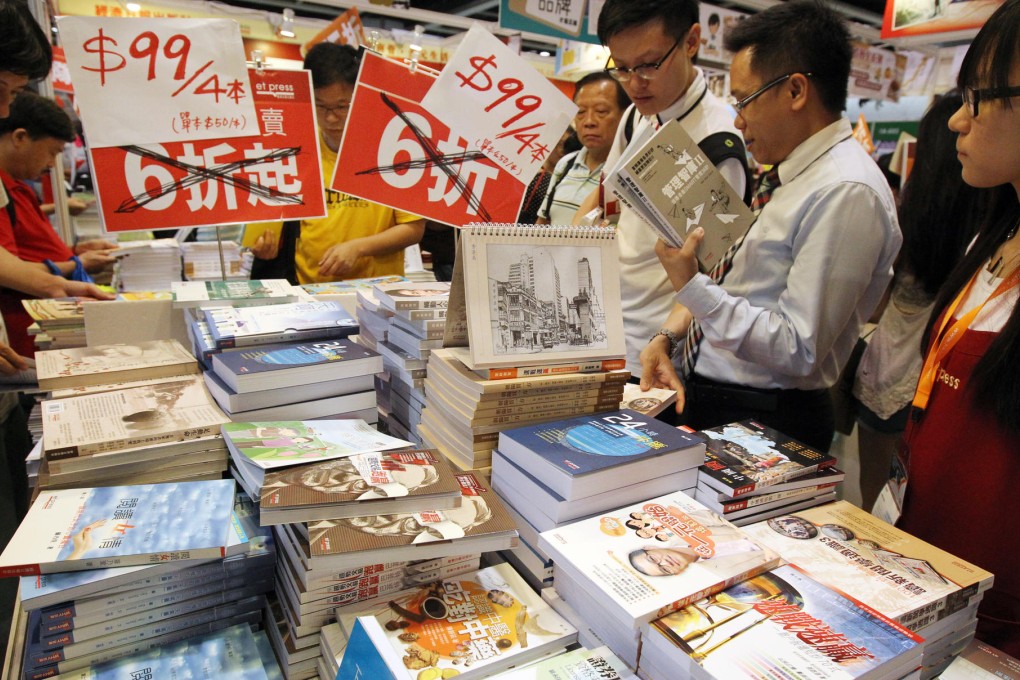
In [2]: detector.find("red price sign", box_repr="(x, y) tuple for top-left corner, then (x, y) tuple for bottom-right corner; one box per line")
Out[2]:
(303, 7), (366, 51)
(331, 51), (525, 226)
(421, 25), (575, 185)
(89, 68), (326, 233)
(56, 17), (257, 147)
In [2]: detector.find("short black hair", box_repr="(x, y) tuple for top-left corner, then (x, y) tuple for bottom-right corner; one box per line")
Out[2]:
(723, 0), (851, 114)
(597, 0), (699, 45)
(0, 0), (53, 79)
(708, 13), (721, 26)
(303, 43), (360, 89)
(957, 0), (1020, 107)
(573, 71), (631, 112)
(0, 91), (75, 142)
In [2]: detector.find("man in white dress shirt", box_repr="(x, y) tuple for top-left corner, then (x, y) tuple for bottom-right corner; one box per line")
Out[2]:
(651, 0), (901, 451)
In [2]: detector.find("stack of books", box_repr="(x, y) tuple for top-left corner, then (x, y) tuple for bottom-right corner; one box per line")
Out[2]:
(301, 275), (408, 312)
(334, 563), (577, 679)
(202, 339), (382, 422)
(692, 420), (843, 526)
(181, 240), (251, 281)
(536, 490), (780, 667)
(417, 348), (629, 473)
(743, 500), (994, 678)
(202, 300), (359, 351)
(640, 564), (925, 680)
(34, 339), (200, 392)
(1, 481), (280, 679)
(171, 279), (302, 309)
(370, 282), (451, 444)
(111, 239), (182, 292)
(22, 298), (89, 351)
(490, 410), (705, 590)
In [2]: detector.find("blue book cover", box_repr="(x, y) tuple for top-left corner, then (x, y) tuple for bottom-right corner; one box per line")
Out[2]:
(0, 480), (237, 577)
(204, 301), (358, 349)
(211, 339), (380, 388)
(335, 618), (400, 680)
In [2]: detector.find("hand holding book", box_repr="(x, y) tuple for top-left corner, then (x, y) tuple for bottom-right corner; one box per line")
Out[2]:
(655, 230), (706, 292)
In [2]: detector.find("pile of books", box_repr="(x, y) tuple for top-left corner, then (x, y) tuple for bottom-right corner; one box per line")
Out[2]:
(181, 240), (252, 281)
(743, 501), (994, 678)
(490, 410), (705, 590)
(1, 481), (281, 679)
(111, 238), (182, 292)
(537, 490), (780, 668)
(300, 275), (408, 312)
(22, 298), (89, 351)
(417, 348), (629, 473)
(692, 420), (843, 526)
(171, 279), (302, 309)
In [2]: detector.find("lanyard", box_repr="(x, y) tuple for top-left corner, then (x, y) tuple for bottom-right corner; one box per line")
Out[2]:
(912, 263), (1020, 412)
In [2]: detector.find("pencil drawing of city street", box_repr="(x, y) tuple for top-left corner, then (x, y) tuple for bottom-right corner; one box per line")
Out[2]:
(485, 244), (608, 356)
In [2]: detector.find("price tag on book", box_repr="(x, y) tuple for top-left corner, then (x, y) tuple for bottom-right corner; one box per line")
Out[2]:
(421, 24), (576, 185)
(89, 68), (326, 233)
(56, 17), (257, 147)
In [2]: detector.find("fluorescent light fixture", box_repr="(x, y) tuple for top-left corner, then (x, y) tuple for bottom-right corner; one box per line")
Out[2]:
(126, 2), (141, 11)
(539, 50), (551, 57)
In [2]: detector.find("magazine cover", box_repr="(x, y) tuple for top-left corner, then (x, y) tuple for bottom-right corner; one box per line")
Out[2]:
(0, 480), (236, 577)
(204, 301), (358, 349)
(742, 501), (994, 631)
(457, 224), (625, 369)
(650, 564), (923, 680)
(537, 491), (779, 628)
(223, 420), (411, 471)
(36, 340), (199, 390)
(42, 376), (229, 460)
(698, 420), (837, 497)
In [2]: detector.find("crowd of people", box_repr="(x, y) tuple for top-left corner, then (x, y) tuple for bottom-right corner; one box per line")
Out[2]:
(0, 0), (1018, 658)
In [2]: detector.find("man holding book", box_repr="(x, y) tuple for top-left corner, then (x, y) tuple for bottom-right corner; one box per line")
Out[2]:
(650, 0), (900, 451)
(574, 0), (752, 387)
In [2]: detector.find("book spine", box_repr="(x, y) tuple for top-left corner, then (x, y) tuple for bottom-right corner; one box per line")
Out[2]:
(484, 358), (627, 380)
(45, 423), (226, 460)
(718, 483), (840, 513)
(476, 370), (631, 395)
(2, 546), (227, 579)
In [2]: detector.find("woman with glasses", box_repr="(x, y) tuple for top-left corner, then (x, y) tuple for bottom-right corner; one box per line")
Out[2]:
(896, 0), (1020, 656)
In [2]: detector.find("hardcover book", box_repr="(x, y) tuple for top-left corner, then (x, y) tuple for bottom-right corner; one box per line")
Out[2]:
(336, 563), (576, 680)
(742, 500), (994, 632)
(258, 449), (463, 525)
(497, 409), (706, 501)
(0, 480), (236, 577)
(696, 420), (838, 497)
(35, 340), (199, 391)
(203, 301), (358, 349)
(171, 279), (298, 307)
(210, 339), (382, 393)
(42, 377), (229, 460)
(604, 118), (755, 270)
(371, 281), (451, 312)
(646, 564), (923, 680)
(536, 490), (780, 629)
(451, 224), (626, 370)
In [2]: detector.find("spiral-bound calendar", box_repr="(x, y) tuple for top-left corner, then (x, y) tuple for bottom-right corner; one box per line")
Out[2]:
(444, 224), (625, 370)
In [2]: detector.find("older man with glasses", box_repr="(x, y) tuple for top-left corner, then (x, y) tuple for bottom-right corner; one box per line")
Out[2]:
(651, 0), (901, 451)
(574, 0), (752, 405)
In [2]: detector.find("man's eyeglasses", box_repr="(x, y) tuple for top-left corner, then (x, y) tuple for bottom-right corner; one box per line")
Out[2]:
(605, 39), (681, 83)
(962, 85), (1020, 117)
(315, 102), (350, 117)
(728, 72), (813, 113)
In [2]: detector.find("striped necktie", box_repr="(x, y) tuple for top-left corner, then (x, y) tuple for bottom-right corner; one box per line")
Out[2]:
(677, 166), (781, 381)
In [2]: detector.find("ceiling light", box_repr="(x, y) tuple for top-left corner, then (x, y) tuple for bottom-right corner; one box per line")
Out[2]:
(126, 2), (141, 11)
(277, 8), (295, 39)
(539, 50), (551, 57)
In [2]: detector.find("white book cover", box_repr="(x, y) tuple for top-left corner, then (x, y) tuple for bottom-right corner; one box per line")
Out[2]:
(35, 340), (199, 390)
(0, 480), (236, 577)
(537, 490), (779, 629)
(171, 279), (297, 306)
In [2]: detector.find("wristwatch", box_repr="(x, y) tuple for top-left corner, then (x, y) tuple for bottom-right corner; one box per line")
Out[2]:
(650, 328), (683, 358)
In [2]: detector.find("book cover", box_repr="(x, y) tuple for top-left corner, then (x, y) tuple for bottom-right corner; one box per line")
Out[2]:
(742, 500), (994, 631)
(211, 339), (381, 392)
(695, 482), (842, 515)
(498, 645), (637, 679)
(497, 409), (706, 499)
(42, 377), (230, 460)
(454, 224), (625, 370)
(605, 118), (755, 270)
(372, 281), (451, 311)
(337, 563), (576, 680)
(171, 279), (297, 306)
(36, 341), (199, 391)
(22, 298), (88, 327)
(304, 472), (517, 561)
(620, 383), (678, 417)
(259, 449), (463, 524)
(203, 301), (358, 349)
(697, 420), (837, 497)
(537, 490), (780, 628)
(648, 564), (923, 680)
(301, 275), (407, 297)
(444, 346), (626, 381)
(940, 638), (1020, 679)
(0, 480), (236, 577)
(335, 618), (402, 680)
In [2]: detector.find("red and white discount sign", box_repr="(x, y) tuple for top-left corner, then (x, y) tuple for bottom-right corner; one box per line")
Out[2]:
(89, 68), (326, 233)
(331, 51), (526, 226)
(303, 7), (366, 52)
(56, 17), (257, 147)
(421, 25), (576, 185)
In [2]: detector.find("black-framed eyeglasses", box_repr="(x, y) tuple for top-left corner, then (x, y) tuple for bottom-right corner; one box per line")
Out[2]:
(962, 85), (1020, 117)
(728, 72), (813, 113)
(604, 39), (681, 83)
(315, 101), (350, 117)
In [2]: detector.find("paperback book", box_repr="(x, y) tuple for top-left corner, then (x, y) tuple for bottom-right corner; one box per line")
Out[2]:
(696, 420), (838, 497)
(204, 301), (358, 349)
(0, 480), (236, 577)
(697, 467), (847, 504)
(620, 383), (678, 417)
(301, 275), (407, 297)
(536, 490), (780, 629)
(171, 279), (298, 307)
(372, 281), (451, 311)
(22, 298), (89, 329)
(35, 340), (199, 391)
(446, 346), (626, 381)
(210, 339), (382, 393)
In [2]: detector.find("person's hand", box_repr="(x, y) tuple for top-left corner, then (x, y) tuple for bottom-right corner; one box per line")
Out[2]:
(66, 197), (95, 216)
(655, 230), (703, 292)
(318, 241), (366, 279)
(51, 279), (115, 300)
(75, 239), (117, 255)
(251, 231), (280, 260)
(0, 343), (28, 376)
(639, 334), (687, 413)
(68, 519), (106, 560)
(78, 249), (117, 273)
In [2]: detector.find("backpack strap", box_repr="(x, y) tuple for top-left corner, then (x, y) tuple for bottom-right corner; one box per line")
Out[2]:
(697, 131), (753, 205)
(540, 150), (580, 220)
